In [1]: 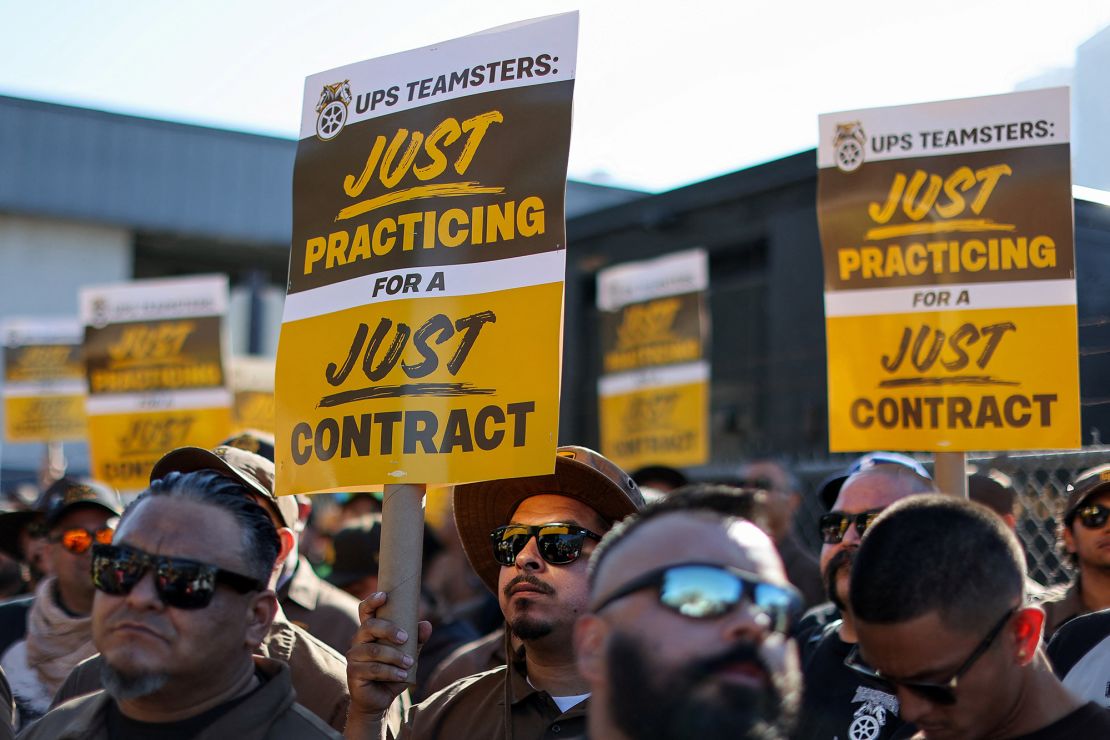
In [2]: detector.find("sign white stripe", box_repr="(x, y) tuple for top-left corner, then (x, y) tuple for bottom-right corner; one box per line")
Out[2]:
(80, 275), (228, 325)
(818, 87), (1069, 168)
(597, 249), (708, 311)
(282, 250), (566, 323)
(86, 388), (232, 415)
(1, 318), (81, 346)
(598, 361), (710, 396)
(823, 279), (1077, 317)
(300, 13), (578, 137)
(3, 379), (87, 398)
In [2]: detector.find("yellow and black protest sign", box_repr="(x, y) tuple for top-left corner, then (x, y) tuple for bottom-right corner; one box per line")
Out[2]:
(597, 250), (710, 469)
(276, 13), (578, 492)
(230, 356), (275, 434)
(81, 276), (232, 490)
(817, 88), (1079, 451)
(2, 318), (87, 442)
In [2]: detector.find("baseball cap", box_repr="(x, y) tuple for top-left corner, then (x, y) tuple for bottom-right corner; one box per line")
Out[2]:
(41, 477), (123, 528)
(220, 430), (275, 463)
(453, 446), (645, 593)
(150, 445), (298, 529)
(1064, 464), (1110, 525)
(326, 516), (382, 588)
(818, 452), (932, 510)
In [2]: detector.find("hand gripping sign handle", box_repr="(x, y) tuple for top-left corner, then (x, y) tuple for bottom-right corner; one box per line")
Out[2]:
(934, 452), (968, 499)
(376, 483), (426, 681)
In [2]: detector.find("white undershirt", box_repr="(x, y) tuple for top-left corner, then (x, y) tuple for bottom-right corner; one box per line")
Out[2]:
(527, 677), (590, 712)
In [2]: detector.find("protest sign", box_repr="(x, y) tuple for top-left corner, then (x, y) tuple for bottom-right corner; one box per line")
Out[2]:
(597, 249), (710, 469)
(81, 276), (232, 490)
(230, 356), (275, 434)
(2, 318), (86, 442)
(818, 88), (1078, 452)
(277, 12), (577, 493)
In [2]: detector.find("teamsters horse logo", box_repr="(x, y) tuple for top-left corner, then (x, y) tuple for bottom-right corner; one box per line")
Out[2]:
(315, 80), (353, 141)
(833, 121), (867, 173)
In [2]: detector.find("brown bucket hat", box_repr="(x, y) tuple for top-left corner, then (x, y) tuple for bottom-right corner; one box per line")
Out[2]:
(150, 445), (298, 529)
(454, 445), (644, 593)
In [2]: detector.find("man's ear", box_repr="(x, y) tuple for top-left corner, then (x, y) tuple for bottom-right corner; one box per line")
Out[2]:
(246, 591), (278, 650)
(1011, 607), (1045, 666)
(276, 527), (296, 566)
(1061, 525), (1077, 557)
(574, 614), (608, 683)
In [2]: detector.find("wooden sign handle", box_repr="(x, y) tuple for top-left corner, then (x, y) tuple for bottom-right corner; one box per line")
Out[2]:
(934, 452), (968, 499)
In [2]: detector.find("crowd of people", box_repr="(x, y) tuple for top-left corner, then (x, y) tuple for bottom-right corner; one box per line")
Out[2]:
(0, 432), (1106, 738)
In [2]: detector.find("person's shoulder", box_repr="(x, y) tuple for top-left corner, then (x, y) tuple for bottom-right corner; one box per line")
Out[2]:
(312, 576), (361, 617)
(400, 666), (508, 734)
(425, 627), (505, 695)
(266, 701), (344, 739)
(410, 665), (508, 715)
(19, 691), (108, 739)
(286, 619), (348, 669)
(51, 652), (105, 708)
(1047, 607), (1110, 677)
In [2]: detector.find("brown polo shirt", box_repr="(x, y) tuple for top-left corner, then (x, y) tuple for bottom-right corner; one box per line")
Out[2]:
(279, 556), (361, 654)
(1041, 580), (1086, 639)
(389, 653), (587, 740)
(52, 608), (350, 732)
(23, 658), (339, 739)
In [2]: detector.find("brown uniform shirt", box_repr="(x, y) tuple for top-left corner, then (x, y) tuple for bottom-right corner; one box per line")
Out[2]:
(52, 608), (350, 732)
(1041, 580), (1086, 639)
(21, 658), (339, 739)
(279, 556), (361, 654)
(390, 653), (587, 740)
(425, 627), (508, 697)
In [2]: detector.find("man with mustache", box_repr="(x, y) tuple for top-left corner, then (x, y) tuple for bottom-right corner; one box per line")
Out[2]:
(21, 469), (340, 738)
(344, 446), (643, 740)
(574, 486), (804, 739)
(795, 463), (936, 739)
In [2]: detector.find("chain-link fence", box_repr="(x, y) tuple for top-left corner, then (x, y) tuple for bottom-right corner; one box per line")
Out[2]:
(790, 446), (1110, 588)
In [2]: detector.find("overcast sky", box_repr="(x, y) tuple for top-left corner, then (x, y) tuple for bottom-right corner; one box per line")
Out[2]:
(2, 1), (1107, 191)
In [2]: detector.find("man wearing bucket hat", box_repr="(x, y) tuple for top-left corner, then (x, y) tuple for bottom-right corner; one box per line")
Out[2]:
(345, 445), (644, 740)
(0, 477), (121, 726)
(1041, 464), (1110, 638)
(52, 445), (352, 732)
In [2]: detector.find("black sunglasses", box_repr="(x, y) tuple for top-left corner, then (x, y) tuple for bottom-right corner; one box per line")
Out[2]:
(490, 523), (601, 567)
(91, 543), (266, 610)
(592, 563), (803, 635)
(1074, 503), (1110, 530)
(818, 509), (883, 544)
(844, 606), (1017, 705)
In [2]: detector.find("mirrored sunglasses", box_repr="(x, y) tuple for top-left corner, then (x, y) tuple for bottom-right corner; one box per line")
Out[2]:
(592, 563), (803, 635)
(490, 523), (601, 567)
(53, 526), (115, 554)
(91, 543), (265, 610)
(818, 509), (883, 544)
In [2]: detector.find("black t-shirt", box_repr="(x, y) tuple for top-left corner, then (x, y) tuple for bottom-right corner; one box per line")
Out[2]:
(105, 675), (263, 740)
(1010, 702), (1110, 739)
(796, 602), (840, 667)
(1046, 608), (1110, 708)
(795, 621), (916, 740)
